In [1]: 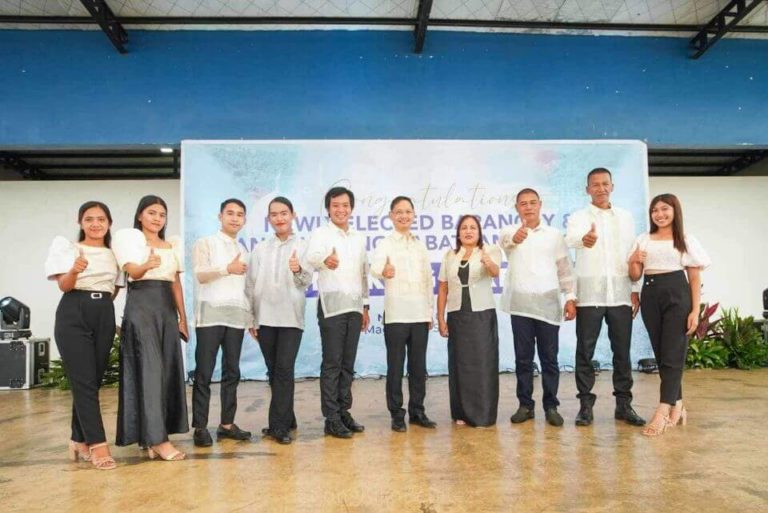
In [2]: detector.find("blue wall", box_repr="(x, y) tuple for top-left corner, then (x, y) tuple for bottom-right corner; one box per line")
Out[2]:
(0, 29), (766, 146)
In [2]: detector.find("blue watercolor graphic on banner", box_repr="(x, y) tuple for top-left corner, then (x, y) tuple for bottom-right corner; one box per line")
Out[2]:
(182, 140), (651, 380)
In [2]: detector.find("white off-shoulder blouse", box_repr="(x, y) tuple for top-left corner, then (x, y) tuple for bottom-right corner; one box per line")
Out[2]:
(628, 233), (711, 273)
(112, 228), (184, 282)
(44, 236), (120, 294)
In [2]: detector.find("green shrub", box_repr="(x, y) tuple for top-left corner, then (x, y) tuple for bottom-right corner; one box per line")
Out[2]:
(719, 308), (768, 370)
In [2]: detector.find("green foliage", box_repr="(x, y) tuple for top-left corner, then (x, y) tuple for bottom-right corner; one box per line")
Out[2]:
(686, 337), (729, 369)
(43, 334), (121, 390)
(719, 308), (768, 370)
(686, 304), (768, 370)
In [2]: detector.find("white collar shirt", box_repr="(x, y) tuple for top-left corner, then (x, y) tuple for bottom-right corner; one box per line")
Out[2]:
(246, 234), (313, 330)
(499, 223), (576, 325)
(565, 203), (638, 307)
(191, 231), (251, 329)
(370, 231), (434, 324)
(305, 223), (369, 318)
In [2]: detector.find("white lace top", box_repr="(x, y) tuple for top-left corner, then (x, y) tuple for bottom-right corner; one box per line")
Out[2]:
(44, 236), (120, 293)
(629, 233), (711, 272)
(112, 228), (183, 282)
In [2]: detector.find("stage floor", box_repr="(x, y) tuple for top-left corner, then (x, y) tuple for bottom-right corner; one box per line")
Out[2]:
(1, 369), (766, 512)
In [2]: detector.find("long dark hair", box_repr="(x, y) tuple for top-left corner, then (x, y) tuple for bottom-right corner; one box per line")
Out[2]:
(77, 201), (113, 248)
(454, 214), (484, 253)
(649, 193), (687, 253)
(133, 195), (168, 240)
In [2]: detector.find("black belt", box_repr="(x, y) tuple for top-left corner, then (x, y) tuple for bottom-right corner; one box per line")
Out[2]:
(70, 289), (111, 300)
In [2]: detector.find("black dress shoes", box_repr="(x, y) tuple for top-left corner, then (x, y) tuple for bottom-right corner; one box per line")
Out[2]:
(194, 428), (213, 447)
(217, 423), (252, 440)
(391, 417), (407, 432)
(510, 406), (535, 424)
(575, 404), (594, 426)
(325, 418), (353, 439)
(261, 427), (292, 444)
(409, 413), (437, 429)
(341, 412), (365, 433)
(615, 404), (647, 426)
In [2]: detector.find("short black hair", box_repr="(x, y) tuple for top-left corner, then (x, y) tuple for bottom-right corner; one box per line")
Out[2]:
(515, 188), (540, 203)
(220, 198), (246, 214)
(324, 187), (355, 210)
(268, 196), (294, 213)
(587, 167), (612, 185)
(390, 195), (414, 211)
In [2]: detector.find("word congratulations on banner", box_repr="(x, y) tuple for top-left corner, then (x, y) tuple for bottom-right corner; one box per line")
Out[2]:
(182, 140), (651, 379)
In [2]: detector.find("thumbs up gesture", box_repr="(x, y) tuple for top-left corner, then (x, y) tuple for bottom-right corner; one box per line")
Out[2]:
(227, 252), (247, 275)
(71, 248), (89, 274)
(582, 222), (598, 248)
(382, 256), (395, 279)
(288, 249), (301, 273)
(513, 218), (529, 244)
(145, 248), (162, 270)
(630, 245), (647, 265)
(479, 247), (493, 268)
(324, 247), (339, 270)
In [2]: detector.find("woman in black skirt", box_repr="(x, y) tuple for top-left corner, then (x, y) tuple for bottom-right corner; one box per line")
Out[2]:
(45, 201), (121, 470)
(628, 193), (710, 437)
(113, 195), (189, 460)
(437, 214), (502, 426)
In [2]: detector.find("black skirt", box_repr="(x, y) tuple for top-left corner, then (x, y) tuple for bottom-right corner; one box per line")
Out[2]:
(447, 309), (499, 427)
(116, 280), (189, 446)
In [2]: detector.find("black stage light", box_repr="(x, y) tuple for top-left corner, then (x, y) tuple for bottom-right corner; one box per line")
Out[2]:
(637, 358), (658, 373)
(591, 360), (601, 372)
(0, 297), (30, 330)
(762, 288), (768, 320)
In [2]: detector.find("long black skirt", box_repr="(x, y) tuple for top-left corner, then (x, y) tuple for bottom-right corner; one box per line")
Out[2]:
(116, 280), (189, 447)
(447, 309), (499, 427)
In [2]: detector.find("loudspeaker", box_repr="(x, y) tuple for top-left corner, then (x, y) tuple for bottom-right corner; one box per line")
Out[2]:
(0, 338), (49, 390)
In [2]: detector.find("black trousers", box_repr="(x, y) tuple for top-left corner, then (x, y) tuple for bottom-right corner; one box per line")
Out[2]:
(575, 305), (634, 406)
(317, 303), (362, 420)
(640, 271), (691, 405)
(257, 326), (302, 432)
(54, 290), (115, 444)
(384, 321), (429, 419)
(510, 315), (560, 411)
(192, 325), (245, 428)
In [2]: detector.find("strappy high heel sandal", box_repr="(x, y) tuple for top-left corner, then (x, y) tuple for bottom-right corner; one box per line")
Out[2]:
(642, 415), (671, 437)
(68, 441), (91, 462)
(88, 443), (117, 470)
(147, 444), (185, 461)
(669, 406), (688, 427)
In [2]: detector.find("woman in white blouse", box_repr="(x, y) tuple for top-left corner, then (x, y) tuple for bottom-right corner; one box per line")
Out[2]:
(628, 193), (710, 436)
(112, 195), (189, 460)
(246, 197), (313, 444)
(45, 201), (121, 470)
(437, 214), (502, 426)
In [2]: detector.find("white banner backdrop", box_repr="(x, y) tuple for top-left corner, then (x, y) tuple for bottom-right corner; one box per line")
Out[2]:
(181, 140), (651, 379)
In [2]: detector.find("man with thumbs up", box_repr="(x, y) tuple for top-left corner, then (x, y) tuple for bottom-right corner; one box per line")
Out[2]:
(371, 196), (436, 432)
(500, 188), (576, 427)
(307, 186), (370, 439)
(190, 199), (253, 447)
(565, 168), (645, 428)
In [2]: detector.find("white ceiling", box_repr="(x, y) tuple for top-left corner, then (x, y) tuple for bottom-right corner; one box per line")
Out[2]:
(1, 0), (766, 26)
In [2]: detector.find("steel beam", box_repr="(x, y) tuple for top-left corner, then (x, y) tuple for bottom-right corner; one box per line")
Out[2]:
(79, 0), (128, 53)
(414, 0), (434, 53)
(690, 0), (766, 58)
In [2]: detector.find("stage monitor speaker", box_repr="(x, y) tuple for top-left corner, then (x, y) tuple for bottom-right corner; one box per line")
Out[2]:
(0, 338), (49, 390)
